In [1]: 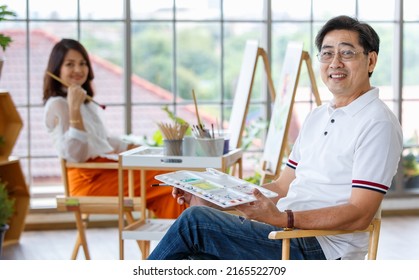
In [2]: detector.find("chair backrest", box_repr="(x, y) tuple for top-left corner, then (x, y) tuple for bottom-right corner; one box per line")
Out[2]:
(60, 158), (70, 196)
(60, 158), (120, 196)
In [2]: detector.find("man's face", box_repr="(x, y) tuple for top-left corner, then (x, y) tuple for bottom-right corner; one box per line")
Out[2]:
(318, 29), (377, 99)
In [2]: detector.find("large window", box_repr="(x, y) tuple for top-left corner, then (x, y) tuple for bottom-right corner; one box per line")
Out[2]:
(0, 0), (417, 210)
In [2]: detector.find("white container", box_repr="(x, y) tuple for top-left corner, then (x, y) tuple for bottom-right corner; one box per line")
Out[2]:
(196, 137), (224, 157)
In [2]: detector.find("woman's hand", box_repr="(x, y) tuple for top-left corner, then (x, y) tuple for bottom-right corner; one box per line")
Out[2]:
(67, 85), (87, 109)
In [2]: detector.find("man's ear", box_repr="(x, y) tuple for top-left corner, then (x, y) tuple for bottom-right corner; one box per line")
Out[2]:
(368, 51), (378, 74)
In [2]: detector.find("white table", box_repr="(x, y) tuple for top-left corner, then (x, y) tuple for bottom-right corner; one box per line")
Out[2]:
(117, 146), (243, 259)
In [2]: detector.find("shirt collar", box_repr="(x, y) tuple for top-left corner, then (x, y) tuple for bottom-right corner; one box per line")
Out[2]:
(327, 87), (379, 117)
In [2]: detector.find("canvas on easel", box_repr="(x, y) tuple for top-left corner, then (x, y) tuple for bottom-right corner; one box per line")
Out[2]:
(228, 40), (276, 151)
(260, 42), (321, 184)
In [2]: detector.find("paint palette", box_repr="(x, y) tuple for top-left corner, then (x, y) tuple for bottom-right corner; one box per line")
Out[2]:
(155, 168), (278, 208)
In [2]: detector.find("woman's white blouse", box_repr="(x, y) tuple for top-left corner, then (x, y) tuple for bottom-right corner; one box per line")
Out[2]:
(44, 96), (127, 163)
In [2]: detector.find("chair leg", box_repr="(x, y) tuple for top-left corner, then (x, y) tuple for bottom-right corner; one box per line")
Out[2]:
(71, 232), (82, 260)
(72, 210), (91, 260)
(367, 219), (381, 260)
(282, 238), (290, 260)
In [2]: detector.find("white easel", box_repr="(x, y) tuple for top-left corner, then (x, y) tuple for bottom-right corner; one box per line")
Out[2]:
(228, 40), (276, 151)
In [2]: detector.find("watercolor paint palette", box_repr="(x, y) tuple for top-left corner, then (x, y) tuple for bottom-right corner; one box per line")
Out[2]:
(155, 168), (278, 208)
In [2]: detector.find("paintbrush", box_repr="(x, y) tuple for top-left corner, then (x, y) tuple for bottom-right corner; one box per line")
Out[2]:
(192, 89), (202, 128)
(46, 71), (106, 110)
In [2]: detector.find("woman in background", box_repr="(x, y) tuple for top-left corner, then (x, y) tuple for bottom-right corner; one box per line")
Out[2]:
(42, 38), (186, 218)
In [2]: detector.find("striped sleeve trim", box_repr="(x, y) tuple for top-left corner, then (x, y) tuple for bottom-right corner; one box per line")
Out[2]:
(352, 180), (389, 194)
(286, 159), (298, 169)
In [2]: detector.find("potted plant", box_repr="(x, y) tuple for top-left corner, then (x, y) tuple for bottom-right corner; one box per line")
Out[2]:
(0, 179), (14, 256)
(403, 152), (419, 189)
(0, 5), (17, 78)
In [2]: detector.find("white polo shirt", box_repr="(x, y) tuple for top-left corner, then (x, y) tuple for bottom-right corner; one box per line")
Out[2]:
(276, 87), (403, 259)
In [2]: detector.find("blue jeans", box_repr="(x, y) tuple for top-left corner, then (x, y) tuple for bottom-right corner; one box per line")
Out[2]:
(147, 206), (326, 260)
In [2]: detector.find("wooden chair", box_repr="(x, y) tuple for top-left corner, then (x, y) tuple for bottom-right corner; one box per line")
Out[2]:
(56, 158), (145, 260)
(268, 207), (382, 260)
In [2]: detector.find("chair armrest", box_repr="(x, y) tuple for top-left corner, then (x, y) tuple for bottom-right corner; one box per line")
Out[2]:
(268, 219), (380, 260)
(268, 225), (374, 240)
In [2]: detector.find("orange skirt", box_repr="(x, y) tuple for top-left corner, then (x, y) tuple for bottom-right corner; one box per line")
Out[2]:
(67, 157), (187, 219)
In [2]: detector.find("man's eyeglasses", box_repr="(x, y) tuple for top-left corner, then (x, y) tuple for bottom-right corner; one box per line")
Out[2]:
(317, 49), (367, 63)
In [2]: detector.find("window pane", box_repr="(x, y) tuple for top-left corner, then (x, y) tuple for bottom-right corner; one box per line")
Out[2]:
(176, 23), (221, 102)
(176, 105), (205, 130)
(132, 105), (178, 140)
(30, 157), (64, 209)
(80, 22), (124, 105)
(1, 22), (28, 105)
(369, 23), (394, 88)
(29, 0), (77, 19)
(232, 103), (267, 153)
(272, 0), (311, 20)
(403, 19), (419, 186)
(403, 23), (419, 86)
(176, 0), (221, 20)
(223, 0), (264, 20)
(272, 23), (312, 89)
(223, 23), (264, 102)
(131, 22), (174, 103)
(131, 0), (174, 20)
(404, 0), (419, 21)
(358, 0), (396, 21)
(2, 0), (26, 19)
(80, 0), (123, 20)
(181, 104), (220, 130)
(30, 107), (52, 157)
(313, 0), (355, 21)
(28, 23), (78, 105)
(402, 101), (419, 148)
(13, 107), (27, 159)
(101, 105), (125, 137)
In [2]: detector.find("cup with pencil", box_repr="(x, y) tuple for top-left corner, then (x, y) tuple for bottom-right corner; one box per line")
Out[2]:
(191, 89), (225, 157)
(158, 122), (189, 156)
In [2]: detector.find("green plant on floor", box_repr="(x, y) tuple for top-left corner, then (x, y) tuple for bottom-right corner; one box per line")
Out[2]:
(0, 179), (14, 226)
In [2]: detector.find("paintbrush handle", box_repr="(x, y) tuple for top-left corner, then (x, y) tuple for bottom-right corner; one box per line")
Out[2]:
(192, 89), (202, 127)
(46, 71), (106, 109)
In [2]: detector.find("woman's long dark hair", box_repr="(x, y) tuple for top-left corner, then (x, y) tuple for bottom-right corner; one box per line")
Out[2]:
(43, 38), (95, 104)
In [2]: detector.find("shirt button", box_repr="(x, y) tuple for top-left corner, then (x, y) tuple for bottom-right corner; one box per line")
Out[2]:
(331, 119), (335, 123)
(324, 131), (328, 136)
